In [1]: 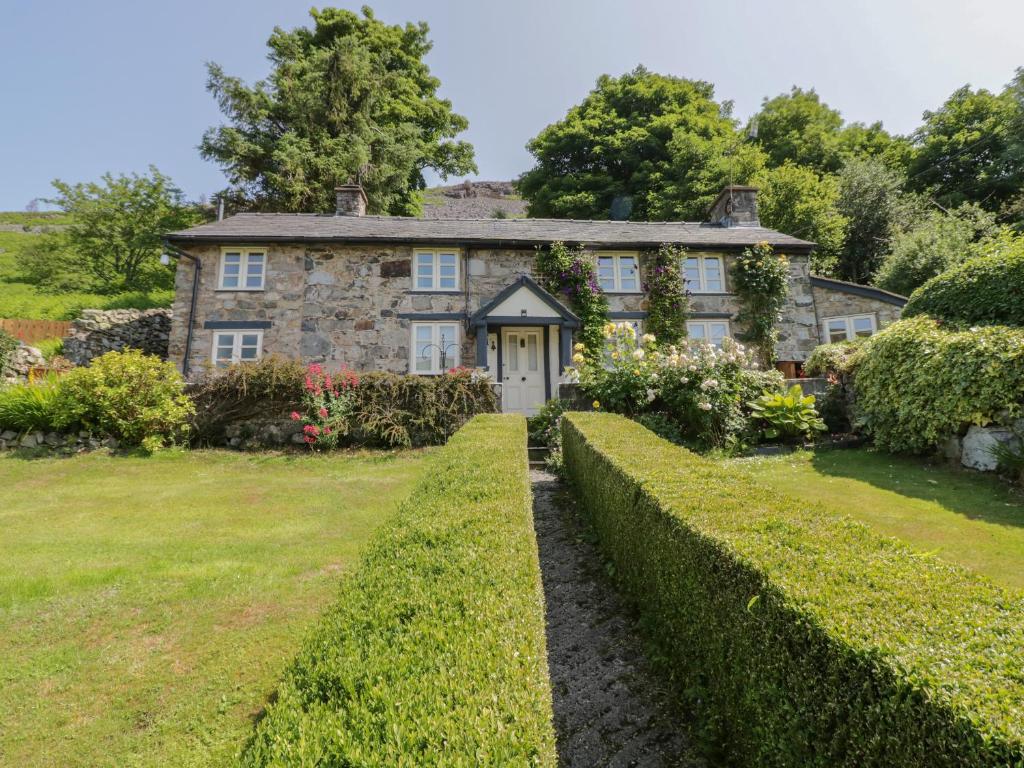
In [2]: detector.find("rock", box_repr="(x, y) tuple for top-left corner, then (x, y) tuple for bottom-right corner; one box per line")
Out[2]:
(44, 432), (64, 447)
(62, 308), (172, 366)
(943, 435), (962, 461)
(0, 430), (16, 442)
(961, 425), (1020, 472)
(19, 432), (40, 448)
(104, 437), (120, 449)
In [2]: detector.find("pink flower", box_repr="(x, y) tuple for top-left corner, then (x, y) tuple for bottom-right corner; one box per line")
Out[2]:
(304, 436), (315, 444)
(324, 374), (333, 390)
(290, 411), (301, 421)
(318, 407), (329, 419)
(303, 424), (321, 436)
(323, 426), (332, 435)
(308, 363), (323, 376)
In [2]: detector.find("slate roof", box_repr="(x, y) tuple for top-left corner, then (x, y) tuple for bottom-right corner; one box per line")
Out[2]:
(166, 214), (815, 251)
(809, 275), (908, 306)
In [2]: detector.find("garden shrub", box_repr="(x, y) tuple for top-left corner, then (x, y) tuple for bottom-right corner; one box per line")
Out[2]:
(570, 322), (783, 449)
(290, 364), (359, 449)
(643, 244), (689, 345)
(731, 241), (789, 366)
(562, 412), (1024, 766)
(240, 415), (556, 766)
(0, 375), (62, 432)
(534, 241), (609, 357)
(747, 384), (826, 442)
(903, 230), (1024, 327)
(188, 356), (306, 444)
(804, 339), (865, 434)
(0, 328), (17, 378)
(854, 316), (1024, 453)
(52, 349), (193, 447)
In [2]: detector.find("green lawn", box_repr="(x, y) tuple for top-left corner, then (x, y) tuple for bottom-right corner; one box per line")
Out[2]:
(738, 449), (1024, 590)
(0, 448), (431, 767)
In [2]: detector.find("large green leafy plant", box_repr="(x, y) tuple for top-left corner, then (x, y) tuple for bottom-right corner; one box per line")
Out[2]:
(731, 242), (790, 367)
(534, 241), (609, 357)
(748, 384), (826, 442)
(643, 244), (689, 345)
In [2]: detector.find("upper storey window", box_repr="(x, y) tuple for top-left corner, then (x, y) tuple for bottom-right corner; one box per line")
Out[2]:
(597, 253), (640, 292)
(684, 255), (724, 293)
(414, 249), (460, 291)
(219, 248), (265, 290)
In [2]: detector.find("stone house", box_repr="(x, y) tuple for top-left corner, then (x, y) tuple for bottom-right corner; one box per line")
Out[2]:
(165, 184), (905, 414)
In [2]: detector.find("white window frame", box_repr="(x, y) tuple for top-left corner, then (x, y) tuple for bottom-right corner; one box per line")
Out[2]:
(413, 249), (461, 292)
(211, 330), (264, 367)
(218, 247), (266, 291)
(687, 320), (731, 348)
(596, 252), (641, 293)
(409, 322), (461, 375)
(823, 314), (877, 343)
(683, 255), (725, 293)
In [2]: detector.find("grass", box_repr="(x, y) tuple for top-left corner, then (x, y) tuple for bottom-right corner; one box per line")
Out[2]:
(738, 448), (1024, 590)
(0, 211), (72, 227)
(0, 447), (432, 768)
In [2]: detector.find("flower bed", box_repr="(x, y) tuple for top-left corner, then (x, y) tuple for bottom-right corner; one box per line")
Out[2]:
(240, 415), (556, 766)
(562, 411), (1024, 766)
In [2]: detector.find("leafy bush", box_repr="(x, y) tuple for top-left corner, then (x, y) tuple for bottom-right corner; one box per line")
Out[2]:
(0, 375), (62, 432)
(903, 230), (1024, 326)
(747, 384), (826, 442)
(0, 329), (17, 378)
(802, 338), (866, 378)
(570, 322), (782, 449)
(527, 397), (570, 448)
(534, 241), (609, 357)
(33, 337), (64, 359)
(854, 316), (1024, 452)
(240, 415), (557, 766)
(562, 412), (1024, 766)
(188, 356), (306, 444)
(53, 349), (193, 447)
(644, 244), (689, 345)
(730, 241), (790, 366)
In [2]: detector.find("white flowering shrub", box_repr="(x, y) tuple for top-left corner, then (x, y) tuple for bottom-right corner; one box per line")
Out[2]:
(567, 322), (784, 449)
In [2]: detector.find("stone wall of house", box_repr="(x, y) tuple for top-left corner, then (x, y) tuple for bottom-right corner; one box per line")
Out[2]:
(168, 244), (823, 376)
(811, 285), (904, 337)
(63, 308), (172, 365)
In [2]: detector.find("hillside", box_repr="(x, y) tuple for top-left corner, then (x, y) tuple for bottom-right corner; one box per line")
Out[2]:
(421, 180), (526, 219)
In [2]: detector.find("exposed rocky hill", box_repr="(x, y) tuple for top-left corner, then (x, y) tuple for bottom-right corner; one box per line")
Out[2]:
(420, 180), (527, 219)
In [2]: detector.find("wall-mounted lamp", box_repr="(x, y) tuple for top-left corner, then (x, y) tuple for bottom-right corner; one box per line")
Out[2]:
(520, 308), (527, 317)
(159, 252), (172, 266)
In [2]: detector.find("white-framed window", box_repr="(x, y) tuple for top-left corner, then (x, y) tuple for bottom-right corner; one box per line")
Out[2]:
(824, 314), (877, 343)
(212, 330), (263, 368)
(218, 248), (266, 290)
(597, 252), (640, 292)
(414, 249), (460, 291)
(410, 322), (460, 374)
(687, 320), (730, 348)
(683, 255), (725, 293)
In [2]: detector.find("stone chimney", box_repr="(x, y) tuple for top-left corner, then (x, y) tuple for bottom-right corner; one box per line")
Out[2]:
(707, 185), (759, 227)
(335, 184), (367, 216)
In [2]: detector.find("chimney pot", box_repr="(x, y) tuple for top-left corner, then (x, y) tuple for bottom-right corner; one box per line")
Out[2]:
(707, 185), (759, 227)
(335, 184), (367, 216)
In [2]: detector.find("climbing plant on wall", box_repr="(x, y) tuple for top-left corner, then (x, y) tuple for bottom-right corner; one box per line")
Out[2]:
(534, 241), (609, 357)
(731, 241), (790, 367)
(644, 244), (690, 345)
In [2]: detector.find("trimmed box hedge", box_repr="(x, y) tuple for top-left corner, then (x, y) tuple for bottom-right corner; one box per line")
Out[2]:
(562, 412), (1024, 767)
(240, 415), (556, 766)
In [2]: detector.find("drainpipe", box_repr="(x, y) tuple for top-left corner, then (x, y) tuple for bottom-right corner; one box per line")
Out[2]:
(161, 241), (202, 378)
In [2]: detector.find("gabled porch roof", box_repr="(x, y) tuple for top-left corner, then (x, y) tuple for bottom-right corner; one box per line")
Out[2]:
(469, 274), (581, 328)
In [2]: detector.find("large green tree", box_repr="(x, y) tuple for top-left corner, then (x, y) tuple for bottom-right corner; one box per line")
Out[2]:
(20, 167), (200, 293)
(906, 83), (1020, 213)
(754, 162), (847, 274)
(200, 6), (476, 215)
(517, 67), (764, 221)
(835, 157), (920, 283)
(748, 87), (902, 174)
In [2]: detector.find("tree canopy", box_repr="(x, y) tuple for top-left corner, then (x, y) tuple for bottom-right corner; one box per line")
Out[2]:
(517, 67), (764, 221)
(19, 167), (200, 294)
(200, 6), (476, 215)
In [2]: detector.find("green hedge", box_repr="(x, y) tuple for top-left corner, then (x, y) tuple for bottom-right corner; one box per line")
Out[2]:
(240, 415), (556, 766)
(561, 412), (1024, 767)
(903, 234), (1024, 326)
(854, 316), (1024, 452)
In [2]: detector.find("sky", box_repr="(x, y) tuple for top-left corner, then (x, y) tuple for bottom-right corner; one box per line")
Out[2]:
(1, 0), (1023, 210)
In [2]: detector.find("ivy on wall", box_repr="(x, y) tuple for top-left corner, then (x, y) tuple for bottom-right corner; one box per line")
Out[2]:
(534, 241), (609, 357)
(643, 244), (690, 345)
(731, 241), (790, 366)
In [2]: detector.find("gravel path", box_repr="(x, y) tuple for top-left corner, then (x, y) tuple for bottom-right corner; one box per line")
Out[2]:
(531, 470), (703, 768)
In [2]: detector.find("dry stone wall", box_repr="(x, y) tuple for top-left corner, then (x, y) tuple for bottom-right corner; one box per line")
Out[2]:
(63, 308), (172, 365)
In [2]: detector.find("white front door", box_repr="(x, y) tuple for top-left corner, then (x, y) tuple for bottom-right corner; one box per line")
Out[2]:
(501, 327), (546, 415)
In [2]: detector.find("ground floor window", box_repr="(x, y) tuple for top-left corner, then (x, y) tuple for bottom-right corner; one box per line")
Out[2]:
(824, 314), (876, 343)
(687, 320), (729, 348)
(410, 322), (460, 374)
(212, 330), (263, 367)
